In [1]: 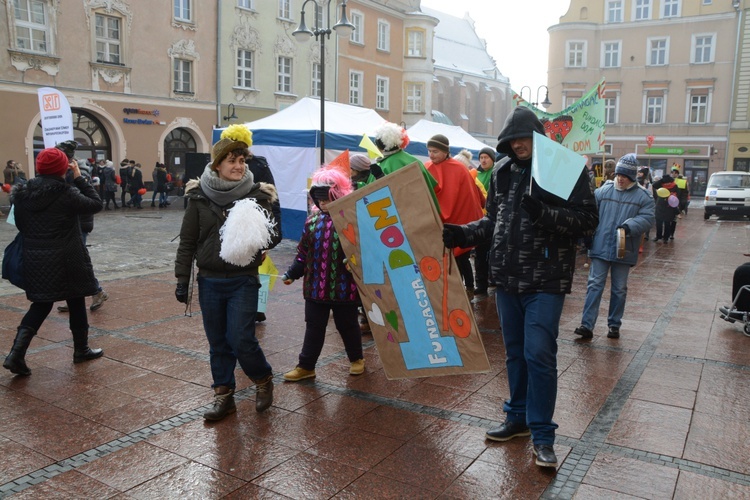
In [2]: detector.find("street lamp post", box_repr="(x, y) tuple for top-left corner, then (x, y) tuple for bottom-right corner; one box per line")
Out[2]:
(293, 0), (354, 166)
(519, 85), (552, 109)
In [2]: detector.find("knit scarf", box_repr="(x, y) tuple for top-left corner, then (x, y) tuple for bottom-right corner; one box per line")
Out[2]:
(199, 164), (255, 207)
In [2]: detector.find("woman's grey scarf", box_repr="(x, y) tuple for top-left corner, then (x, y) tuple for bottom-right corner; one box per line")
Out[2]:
(199, 164), (255, 207)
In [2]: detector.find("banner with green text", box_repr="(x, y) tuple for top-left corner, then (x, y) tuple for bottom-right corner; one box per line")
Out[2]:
(513, 79), (606, 155)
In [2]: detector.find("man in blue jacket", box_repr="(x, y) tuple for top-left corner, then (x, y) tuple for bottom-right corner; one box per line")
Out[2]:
(575, 153), (654, 340)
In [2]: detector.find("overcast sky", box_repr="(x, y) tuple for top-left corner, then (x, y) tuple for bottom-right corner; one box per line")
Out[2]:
(421, 1), (568, 99)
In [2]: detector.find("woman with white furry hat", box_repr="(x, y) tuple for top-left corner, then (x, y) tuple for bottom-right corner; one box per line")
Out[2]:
(174, 124), (281, 420)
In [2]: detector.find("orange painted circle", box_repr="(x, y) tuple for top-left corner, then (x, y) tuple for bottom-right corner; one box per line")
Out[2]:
(449, 309), (471, 338)
(420, 256), (441, 282)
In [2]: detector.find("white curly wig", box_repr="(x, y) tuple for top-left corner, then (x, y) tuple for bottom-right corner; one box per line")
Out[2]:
(374, 122), (409, 152)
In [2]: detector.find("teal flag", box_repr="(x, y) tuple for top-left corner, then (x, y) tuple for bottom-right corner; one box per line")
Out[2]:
(514, 79), (605, 155)
(531, 132), (586, 200)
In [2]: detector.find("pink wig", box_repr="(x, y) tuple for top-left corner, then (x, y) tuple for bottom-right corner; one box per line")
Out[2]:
(311, 166), (353, 202)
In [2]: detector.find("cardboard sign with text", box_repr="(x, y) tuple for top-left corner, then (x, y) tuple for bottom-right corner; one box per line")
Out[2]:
(328, 163), (490, 379)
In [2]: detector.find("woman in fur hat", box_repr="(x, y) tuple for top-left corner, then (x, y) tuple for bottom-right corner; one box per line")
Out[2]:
(174, 124), (281, 420)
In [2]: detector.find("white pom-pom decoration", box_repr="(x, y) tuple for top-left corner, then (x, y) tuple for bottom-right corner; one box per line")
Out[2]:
(219, 198), (275, 266)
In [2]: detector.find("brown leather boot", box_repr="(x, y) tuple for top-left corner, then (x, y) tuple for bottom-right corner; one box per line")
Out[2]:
(253, 374), (274, 413)
(203, 386), (236, 421)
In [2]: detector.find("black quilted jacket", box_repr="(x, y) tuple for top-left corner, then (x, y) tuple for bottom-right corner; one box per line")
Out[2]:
(462, 107), (599, 294)
(10, 175), (102, 302)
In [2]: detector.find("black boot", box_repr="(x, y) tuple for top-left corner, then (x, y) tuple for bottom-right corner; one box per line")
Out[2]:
(3, 326), (36, 376)
(253, 374), (274, 412)
(71, 329), (103, 363)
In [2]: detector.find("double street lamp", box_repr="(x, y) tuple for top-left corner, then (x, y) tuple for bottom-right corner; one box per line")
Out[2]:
(520, 85), (552, 109)
(292, 0), (355, 166)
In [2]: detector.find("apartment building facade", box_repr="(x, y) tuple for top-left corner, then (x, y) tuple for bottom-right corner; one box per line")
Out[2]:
(1, 0), (218, 182)
(548, 0), (742, 195)
(423, 7), (511, 144)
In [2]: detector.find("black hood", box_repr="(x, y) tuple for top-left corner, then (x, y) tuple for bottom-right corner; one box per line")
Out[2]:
(496, 107), (545, 156)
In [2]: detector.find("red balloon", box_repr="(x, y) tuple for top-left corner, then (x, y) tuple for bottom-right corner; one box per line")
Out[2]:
(1, 184), (11, 193)
(138, 188), (147, 195)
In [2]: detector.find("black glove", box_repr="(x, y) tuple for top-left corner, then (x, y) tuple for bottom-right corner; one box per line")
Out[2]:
(442, 223), (467, 249)
(617, 225), (631, 235)
(175, 283), (188, 303)
(370, 163), (385, 180)
(520, 193), (543, 220)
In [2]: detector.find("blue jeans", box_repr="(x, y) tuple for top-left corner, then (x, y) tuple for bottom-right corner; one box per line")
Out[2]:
(198, 275), (272, 388)
(495, 288), (563, 445)
(581, 258), (631, 330)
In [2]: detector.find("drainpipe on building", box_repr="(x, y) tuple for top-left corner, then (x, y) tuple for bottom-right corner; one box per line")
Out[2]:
(729, 3), (743, 172)
(216, 1), (222, 129)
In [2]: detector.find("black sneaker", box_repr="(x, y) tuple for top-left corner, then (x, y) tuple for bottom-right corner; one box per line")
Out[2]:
(485, 420), (530, 442)
(607, 326), (620, 339)
(574, 325), (593, 339)
(533, 444), (558, 467)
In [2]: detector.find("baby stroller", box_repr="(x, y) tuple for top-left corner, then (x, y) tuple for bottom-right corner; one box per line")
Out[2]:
(719, 285), (750, 336)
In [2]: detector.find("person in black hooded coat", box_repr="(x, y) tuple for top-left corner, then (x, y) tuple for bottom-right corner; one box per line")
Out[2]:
(442, 107), (598, 468)
(3, 148), (104, 377)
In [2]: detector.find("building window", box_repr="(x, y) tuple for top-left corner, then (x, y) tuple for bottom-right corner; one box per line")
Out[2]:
(406, 29), (424, 57)
(311, 63), (321, 97)
(689, 94), (708, 124)
(566, 41), (586, 68)
(349, 71), (363, 106)
(95, 14), (120, 64)
(236, 49), (253, 89)
(173, 58), (192, 93)
(692, 34), (714, 64)
(173, 0), (192, 22)
(278, 0), (291, 20)
(606, 0), (623, 23)
(376, 76), (389, 110)
(602, 41), (620, 68)
(648, 38), (668, 66)
(277, 56), (292, 93)
(13, 0), (49, 53)
(662, 0), (680, 18)
(377, 20), (390, 52)
(238, 0), (253, 10)
(634, 0), (651, 20)
(646, 96), (663, 124)
(350, 12), (363, 44)
(405, 82), (423, 113)
(605, 96), (618, 124)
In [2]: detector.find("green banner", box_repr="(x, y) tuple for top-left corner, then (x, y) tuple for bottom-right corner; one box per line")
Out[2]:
(513, 79), (606, 155)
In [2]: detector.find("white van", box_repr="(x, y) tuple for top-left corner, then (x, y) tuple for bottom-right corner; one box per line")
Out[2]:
(703, 171), (750, 220)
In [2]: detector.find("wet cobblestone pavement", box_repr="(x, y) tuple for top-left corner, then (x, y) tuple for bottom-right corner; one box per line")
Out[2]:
(0, 199), (749, 498)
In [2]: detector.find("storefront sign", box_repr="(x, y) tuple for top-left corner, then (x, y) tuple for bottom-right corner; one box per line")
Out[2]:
(122, 107), (166, 125)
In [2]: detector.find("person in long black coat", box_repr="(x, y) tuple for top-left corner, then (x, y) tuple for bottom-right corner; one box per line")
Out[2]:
(3, 148), (104, 376)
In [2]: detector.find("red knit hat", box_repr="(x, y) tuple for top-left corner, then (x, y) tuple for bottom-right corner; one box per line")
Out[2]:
(36, 148), (70, 177)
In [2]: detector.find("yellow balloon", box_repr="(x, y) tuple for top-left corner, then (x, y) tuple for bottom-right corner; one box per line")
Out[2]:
(657, 187), (670, 198)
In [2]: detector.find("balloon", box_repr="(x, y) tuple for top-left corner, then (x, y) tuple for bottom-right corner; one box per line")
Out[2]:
(668, 194), (679, 208)
(138, 188), (147, 195)
(657, 187), (670, 198)
(1, 184), (11, 193)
